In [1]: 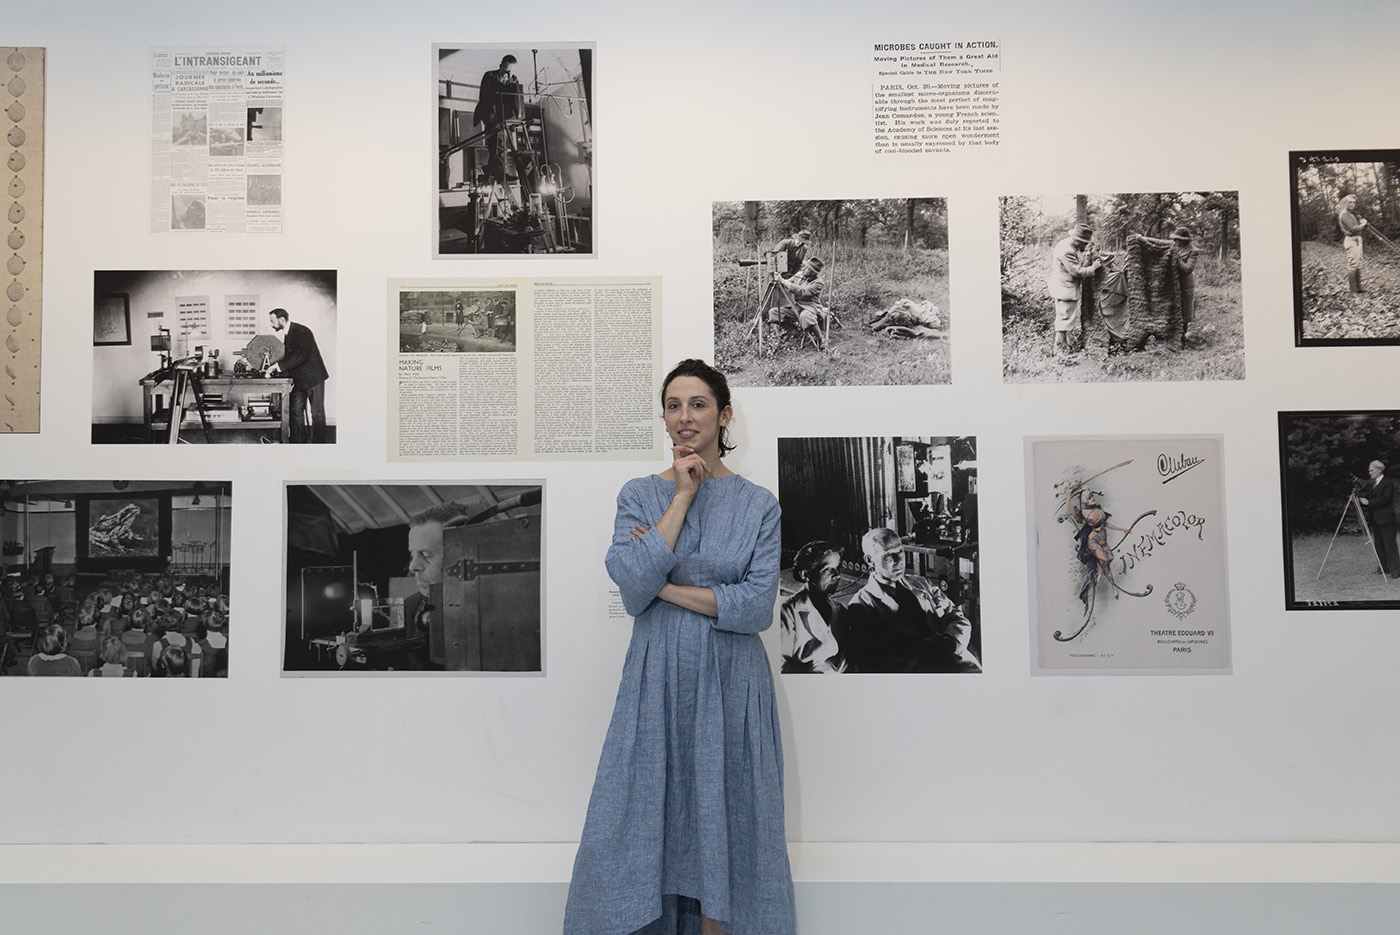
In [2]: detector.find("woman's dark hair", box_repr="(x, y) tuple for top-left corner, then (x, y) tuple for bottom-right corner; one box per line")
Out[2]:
(660, 358), (735, 456)
(158, 645), (188, 677)
(36, 623), (67, 655)
(792, 540), (841, 583)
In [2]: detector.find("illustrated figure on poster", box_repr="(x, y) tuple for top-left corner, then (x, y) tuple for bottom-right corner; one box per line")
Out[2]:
(1357, 459), (1400, 576)
(1046, 223), (1103, 355)
(1337, 192), (1369, 294)
(473, 54), (520, 188)
(766, 255), (830, 350)
(772, 228), (813, 279)
(567, 359), (796, 935)
(267, 307), (329, 444)
(1051, 462), (1156, 641)
(779, 540), (847, 673)
(831, 526), (980, 673)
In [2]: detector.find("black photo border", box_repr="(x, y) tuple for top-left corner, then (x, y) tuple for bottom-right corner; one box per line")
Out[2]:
(1289, 148), (1400, 348)
(1278, 408), (1400, 610)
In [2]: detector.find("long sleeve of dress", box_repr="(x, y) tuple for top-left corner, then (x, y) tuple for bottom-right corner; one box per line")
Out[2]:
(711, 497), (781, 634)
(604, 481), (678, 617)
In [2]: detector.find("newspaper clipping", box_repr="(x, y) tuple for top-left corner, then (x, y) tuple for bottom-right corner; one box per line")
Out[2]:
(389, 277), (662, 461)
(872, 40), (1001, 155)
(1027, 435), (1231, 675)
(151, 47), (284, 233)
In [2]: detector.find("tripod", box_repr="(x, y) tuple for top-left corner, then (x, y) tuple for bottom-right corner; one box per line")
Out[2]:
(1315, 490), (1388, 580)
(154, 362), (212, 445)
(749, 255), (832, 355)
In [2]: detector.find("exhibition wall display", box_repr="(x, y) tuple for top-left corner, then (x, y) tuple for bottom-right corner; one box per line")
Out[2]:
(2, 0), (1398, 866)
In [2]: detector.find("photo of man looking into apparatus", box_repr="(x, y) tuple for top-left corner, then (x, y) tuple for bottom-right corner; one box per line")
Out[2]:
(283, 483), (542, 675)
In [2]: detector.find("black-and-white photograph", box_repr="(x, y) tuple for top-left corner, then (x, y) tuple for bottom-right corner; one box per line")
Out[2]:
(91, 269), (336, 445)
(283, 483), (542, 674)
(435, 44), (594, 257)
(170, 193), (205, 230)
(207, 126), (244, 157)
(1290, 149), (1400, 345)
(246, 106), (281, 142)
(1280, 410), (1400, 610)
(713, 199), (950, 387)
(1000, 192), (1244, 382)
(0, 480), (232, 678)
(171, 111), (206, 146)
(246, 174), (281, 206)
(397, 289), (517, 353)
(776, 436), (979, 673)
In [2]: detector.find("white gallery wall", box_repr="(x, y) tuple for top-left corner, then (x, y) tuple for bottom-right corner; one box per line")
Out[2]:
(2, 0), (1399, 855)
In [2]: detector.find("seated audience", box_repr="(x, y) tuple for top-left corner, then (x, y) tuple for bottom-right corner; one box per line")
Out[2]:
(27, 623), (83, 676)
(154, 644), (189, 678)
(89, 636), (131, 677)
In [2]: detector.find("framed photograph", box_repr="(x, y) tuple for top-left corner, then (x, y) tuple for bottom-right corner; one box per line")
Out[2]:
(3, 479), (232, 677)
(93, 292), (131, 346)
(91, 269), (338, 445)
(1026, 435), (1231, 674)
(775, 435), (980, 674)
(1289, 149), (1400, 346)
(1000, 192), (1244, 383)
(1279, 409), (1400, 609)
(434, 43), (594, 258)
(283, 482), (544, 676)
(713, 198), (950, 387)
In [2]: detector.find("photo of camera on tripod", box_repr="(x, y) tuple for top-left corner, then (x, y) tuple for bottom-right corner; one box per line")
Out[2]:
(1280, 409), (1400, 610)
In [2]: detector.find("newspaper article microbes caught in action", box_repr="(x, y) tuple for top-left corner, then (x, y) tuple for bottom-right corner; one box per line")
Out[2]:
(872, 40), (1001, 155)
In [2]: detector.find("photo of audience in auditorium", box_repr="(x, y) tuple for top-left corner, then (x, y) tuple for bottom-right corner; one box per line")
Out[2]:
(0, 480), (232, 677)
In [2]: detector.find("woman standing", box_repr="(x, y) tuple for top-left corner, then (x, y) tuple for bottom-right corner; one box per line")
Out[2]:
(566, 360), (794, 935)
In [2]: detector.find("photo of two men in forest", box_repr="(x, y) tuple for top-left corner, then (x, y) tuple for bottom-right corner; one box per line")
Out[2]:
(1000, 191), (1244, 383)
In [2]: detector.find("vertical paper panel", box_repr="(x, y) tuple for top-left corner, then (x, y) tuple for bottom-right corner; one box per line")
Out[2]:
(2, 47), (42, 433)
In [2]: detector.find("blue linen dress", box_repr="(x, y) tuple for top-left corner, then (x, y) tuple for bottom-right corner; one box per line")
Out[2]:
(565, 473), (795, 935)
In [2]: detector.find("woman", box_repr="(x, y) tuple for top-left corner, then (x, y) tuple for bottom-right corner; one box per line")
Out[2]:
(566, 360), (794, 935)
(780, 540), (847, 674)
